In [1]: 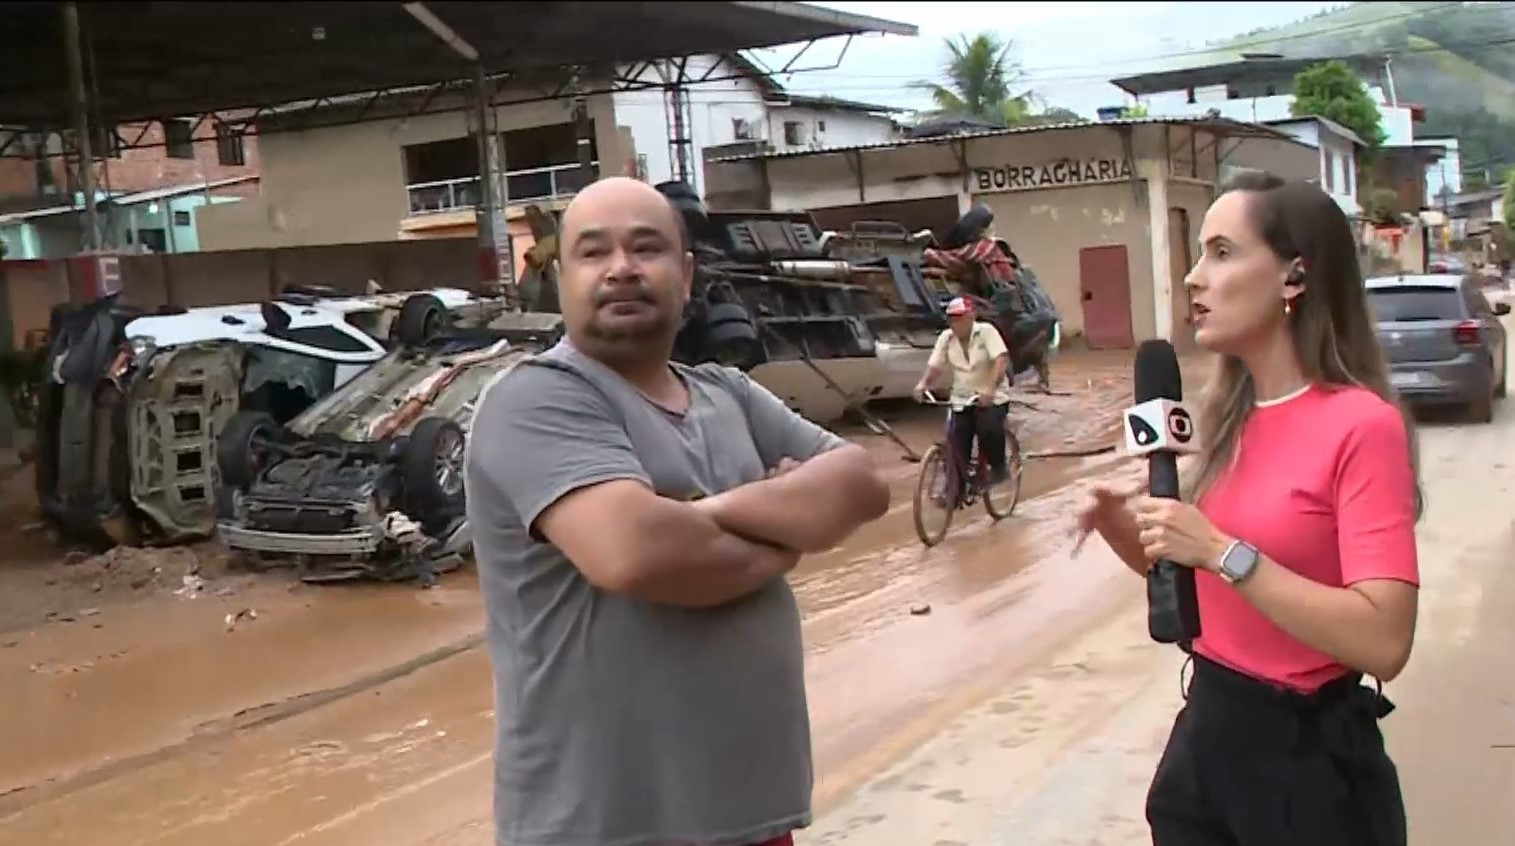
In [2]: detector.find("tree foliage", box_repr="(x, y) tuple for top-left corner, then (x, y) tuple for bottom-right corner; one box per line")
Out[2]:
(1222, 2), (1515, 183)
(913, 31), (1084, 130)
(1290, 60), (1386, 152)
(914, 33), (1033, 127)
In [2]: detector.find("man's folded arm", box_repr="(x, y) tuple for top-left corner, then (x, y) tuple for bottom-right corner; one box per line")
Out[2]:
(694, 371), (891, 552)
(467, 363), (797, 608)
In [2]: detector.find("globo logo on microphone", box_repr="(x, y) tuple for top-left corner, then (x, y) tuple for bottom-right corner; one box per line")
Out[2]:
(1167, 407), (1194, 443)
(1123, 399), (1200, 456)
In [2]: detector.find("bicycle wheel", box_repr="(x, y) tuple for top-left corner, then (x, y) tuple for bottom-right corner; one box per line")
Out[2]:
(913, 444), (955, 546)
(984, 426), (1024, 520)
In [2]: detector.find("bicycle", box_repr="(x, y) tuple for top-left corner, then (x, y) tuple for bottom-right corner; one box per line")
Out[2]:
(912, 391), (1024, 546)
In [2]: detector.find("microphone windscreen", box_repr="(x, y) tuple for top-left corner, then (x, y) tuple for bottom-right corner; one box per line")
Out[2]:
(1134, 339), (1183, 403)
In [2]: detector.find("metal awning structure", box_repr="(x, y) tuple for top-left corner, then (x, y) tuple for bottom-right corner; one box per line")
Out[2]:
(0, 1), (916, 128)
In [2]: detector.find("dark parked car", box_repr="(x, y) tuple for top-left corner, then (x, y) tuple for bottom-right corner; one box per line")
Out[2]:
(1367, 273), (1509, 423)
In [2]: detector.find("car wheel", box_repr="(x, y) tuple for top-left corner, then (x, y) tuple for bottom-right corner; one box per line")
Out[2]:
(218, 410), (278, 489)
(393, 294), (451, 346)
(401, 417), (467, 529)
(1496, 359), (1507, 400)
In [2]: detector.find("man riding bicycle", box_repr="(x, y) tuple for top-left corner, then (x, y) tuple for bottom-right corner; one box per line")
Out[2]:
(912, 296), (1014, 494)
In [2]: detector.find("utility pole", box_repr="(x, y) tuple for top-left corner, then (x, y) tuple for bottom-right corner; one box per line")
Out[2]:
(63, 2), (100, 252)
(567, 70), (596, 186)
(473, 65), (515, 302)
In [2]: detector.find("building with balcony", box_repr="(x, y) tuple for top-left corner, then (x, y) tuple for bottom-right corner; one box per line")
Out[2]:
(193, 53), (900, 265)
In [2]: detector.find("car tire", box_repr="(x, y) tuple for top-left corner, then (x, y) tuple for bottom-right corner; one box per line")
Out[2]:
(401, 417), (467, 529)
(393, 294), (451, 346)
(218, 411), (278, 489)
(1496, 360), (1507, 400)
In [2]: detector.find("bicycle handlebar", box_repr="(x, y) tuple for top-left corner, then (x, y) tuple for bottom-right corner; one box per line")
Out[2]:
(918, 391), (981, 408)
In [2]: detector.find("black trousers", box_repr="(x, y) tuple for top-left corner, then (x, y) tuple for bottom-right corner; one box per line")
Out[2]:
(1146, 655), (1406, 846)
(949, 401), (1009, 488)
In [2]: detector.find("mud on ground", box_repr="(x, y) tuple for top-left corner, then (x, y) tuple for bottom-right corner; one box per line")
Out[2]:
(0, 465), (259, 637)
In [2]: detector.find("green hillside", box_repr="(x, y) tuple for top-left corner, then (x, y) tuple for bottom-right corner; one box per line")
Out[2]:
(1212, 1), (1515, 186)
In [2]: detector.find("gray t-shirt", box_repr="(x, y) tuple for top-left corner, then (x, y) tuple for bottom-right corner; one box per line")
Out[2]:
(465, 340), (845, 846)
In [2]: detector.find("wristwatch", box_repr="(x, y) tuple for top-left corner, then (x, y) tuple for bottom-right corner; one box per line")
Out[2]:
(1216, 539), (1260, 585)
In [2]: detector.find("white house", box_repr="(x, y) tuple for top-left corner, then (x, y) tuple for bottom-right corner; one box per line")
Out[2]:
(1260, 116), (1366, 217)
(610, 54), (901, 193)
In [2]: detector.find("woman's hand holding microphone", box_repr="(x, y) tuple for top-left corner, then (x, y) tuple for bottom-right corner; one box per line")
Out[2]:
(1072, 482), (1231, 574)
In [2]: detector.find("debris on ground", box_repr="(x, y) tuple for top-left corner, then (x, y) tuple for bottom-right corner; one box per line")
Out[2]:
(224, 608), (258, 632)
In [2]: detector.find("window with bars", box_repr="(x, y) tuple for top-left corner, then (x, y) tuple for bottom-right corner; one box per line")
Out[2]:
(215, 123), (246, 166)
(164, 119), (195, 160)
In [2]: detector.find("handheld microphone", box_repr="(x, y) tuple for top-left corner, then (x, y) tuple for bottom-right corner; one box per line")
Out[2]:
(1126, 340), (1202, 647)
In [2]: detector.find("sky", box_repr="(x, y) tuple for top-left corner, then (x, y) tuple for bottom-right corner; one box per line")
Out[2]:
(747, 2), (1346, 117)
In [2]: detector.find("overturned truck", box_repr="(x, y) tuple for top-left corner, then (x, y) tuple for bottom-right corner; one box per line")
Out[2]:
(521, 182), (966, 423)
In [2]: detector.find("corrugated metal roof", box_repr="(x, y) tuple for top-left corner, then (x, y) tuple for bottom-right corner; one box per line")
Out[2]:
(0, 176), (258, 226)
(709, 115), (1296, 163)
(774, 93), (905, 114)
(112, 175), (259, 206)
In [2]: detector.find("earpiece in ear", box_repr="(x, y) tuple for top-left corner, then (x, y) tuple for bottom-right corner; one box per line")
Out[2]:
(1285, 266), (1305, 286)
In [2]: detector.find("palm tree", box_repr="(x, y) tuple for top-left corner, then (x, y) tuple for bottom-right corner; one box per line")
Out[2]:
(915, 33), (1035, 128)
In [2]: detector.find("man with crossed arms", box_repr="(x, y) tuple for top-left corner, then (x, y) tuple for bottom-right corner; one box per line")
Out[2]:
(466, 177), (891, 846)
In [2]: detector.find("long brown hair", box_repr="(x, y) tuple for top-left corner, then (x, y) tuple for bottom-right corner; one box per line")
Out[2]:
(1188, 171), (1424, 519)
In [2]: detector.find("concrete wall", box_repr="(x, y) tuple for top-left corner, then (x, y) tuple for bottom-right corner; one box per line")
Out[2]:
(765, 105), (897, 153)
(980, 181), (1154, 341)
(197, 86), (625, 252)
(1222, 136), (1323, 187)
(0, 238), (479, 351)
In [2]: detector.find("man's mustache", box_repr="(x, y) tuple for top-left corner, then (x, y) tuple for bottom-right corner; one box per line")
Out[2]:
(593, 284), (656, 306)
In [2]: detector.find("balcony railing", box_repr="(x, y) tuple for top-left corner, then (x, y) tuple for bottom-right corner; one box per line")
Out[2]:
(406, 161), (600, 215)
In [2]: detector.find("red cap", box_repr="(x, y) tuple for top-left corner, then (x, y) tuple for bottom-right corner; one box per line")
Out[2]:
(945, 296), (974, 316)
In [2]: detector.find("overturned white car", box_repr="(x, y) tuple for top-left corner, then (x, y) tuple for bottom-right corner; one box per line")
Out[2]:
(214, 312), (562, 583)
(35, 287), (509, 547)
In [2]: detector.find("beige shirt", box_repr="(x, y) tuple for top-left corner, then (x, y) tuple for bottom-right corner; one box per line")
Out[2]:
(929, 322), (1012, 407)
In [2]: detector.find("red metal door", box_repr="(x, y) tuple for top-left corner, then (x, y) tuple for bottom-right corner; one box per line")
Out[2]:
(1078, 244), (1135, 349)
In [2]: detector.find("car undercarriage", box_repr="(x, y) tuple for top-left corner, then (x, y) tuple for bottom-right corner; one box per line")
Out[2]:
(215, 313), (562, 583)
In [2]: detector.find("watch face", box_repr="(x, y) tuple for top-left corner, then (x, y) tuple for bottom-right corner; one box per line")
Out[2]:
(1222, 542), (1258, 583)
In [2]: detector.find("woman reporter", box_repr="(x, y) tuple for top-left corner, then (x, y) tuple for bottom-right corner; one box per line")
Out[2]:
(1074, 172), (1421, 846)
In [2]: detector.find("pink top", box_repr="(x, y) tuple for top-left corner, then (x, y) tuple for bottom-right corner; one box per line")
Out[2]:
(1194, 383), (1420, 692)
